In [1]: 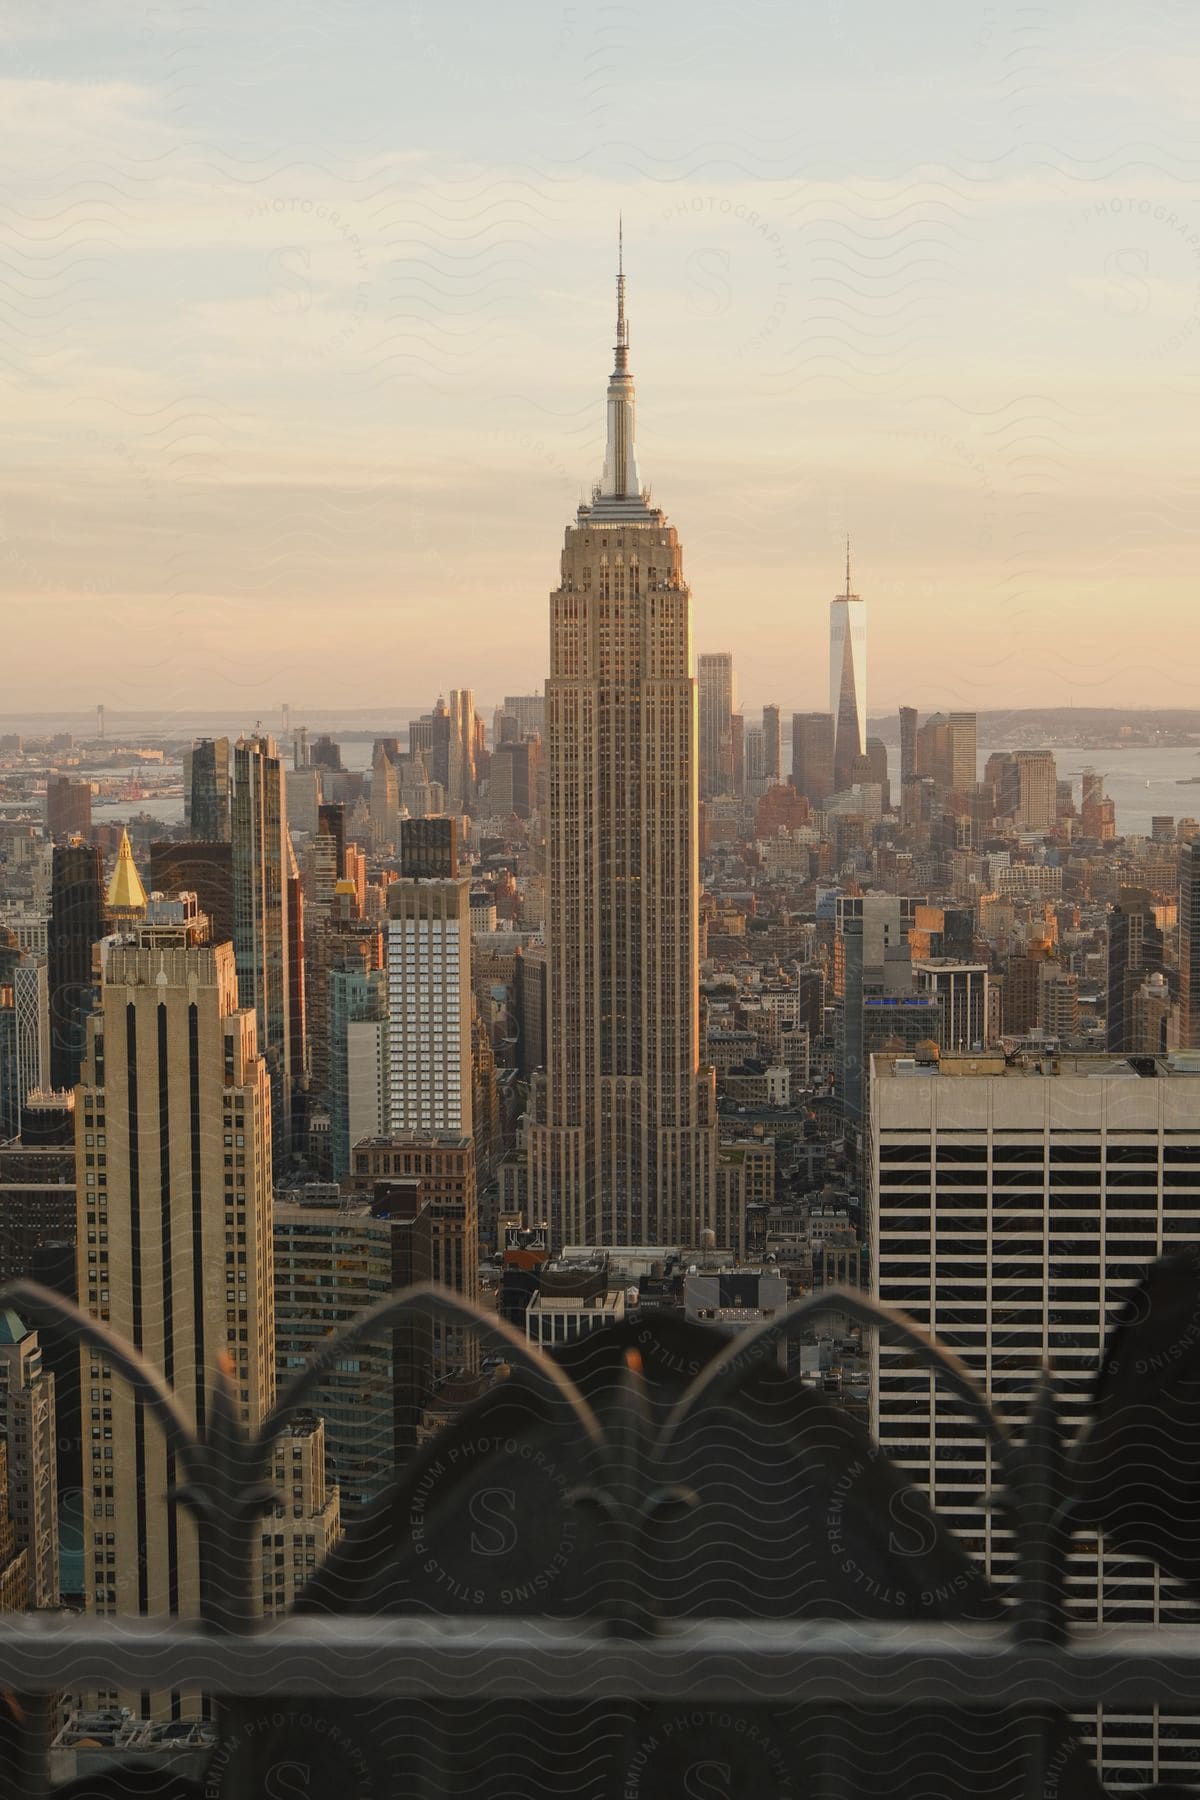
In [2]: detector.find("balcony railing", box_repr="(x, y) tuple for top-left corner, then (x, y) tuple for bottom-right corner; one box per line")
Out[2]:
(0, 1272), (1195, 1799)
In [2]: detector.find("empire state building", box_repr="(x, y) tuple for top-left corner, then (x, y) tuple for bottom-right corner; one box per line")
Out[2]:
(529, 245), (716, 1249)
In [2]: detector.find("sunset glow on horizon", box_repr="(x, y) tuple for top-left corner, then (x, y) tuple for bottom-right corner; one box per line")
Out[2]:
(2, 2), (1198, 716)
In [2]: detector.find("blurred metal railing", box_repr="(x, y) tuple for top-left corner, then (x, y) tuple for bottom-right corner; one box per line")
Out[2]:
(0, 1278), (1185, 1800)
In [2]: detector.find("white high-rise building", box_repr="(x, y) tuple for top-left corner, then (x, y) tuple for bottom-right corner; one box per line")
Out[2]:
(870, 1046), (1200, 1791)
(829, 542), (867, 793)
(912, 959), (990, 1052)
(384, 879), (472, 1136)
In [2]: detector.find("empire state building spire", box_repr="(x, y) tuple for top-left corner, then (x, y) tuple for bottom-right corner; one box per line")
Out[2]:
(598, 219), (643, 504)
(614, 214), (628, 374)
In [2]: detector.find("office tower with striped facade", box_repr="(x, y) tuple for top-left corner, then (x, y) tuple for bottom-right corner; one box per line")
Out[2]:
(78, 937), (271, 1709)
(529, 241), (716, 1248)
(870, 1047), (1200, 1790)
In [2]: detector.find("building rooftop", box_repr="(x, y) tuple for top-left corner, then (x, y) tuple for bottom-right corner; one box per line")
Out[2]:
(863, 995), (940, 1009)
(874, 1050), (1200, 1081)
(105, 828), (148, 915)
(526, 1290), (627, 1313)
(274, 1198), (376, 1221)
(0, 1306), (27, 1345)
(276, 1410), (323, 1439)
(911, 958), (989, 972)
(53, 1711), (216, 1752)
(353, 1133), (473, 1151)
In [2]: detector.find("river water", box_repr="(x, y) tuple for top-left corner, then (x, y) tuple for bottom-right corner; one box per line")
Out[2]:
(978, 745), (1197, 839)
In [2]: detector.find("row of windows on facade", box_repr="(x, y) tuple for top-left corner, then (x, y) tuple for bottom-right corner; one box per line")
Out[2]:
(880, 1254), (1190, 1269)
(880, 1170), (1200, 1189)
(879, 1136), (1200, 1155)
(880, 1180), (1200, 1197)
(879, 1158), (1200, 1171)
(354, 1151), (465, 1175)
(881, 1214), (1191, 1229)
(879, 1200), (1193, 1216)
(880, 1187), (1196, 1208)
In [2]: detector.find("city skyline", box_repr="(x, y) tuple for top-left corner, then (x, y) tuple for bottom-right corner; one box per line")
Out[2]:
(4, 5), (1200, 714)
(4, 7), (1200, 1791)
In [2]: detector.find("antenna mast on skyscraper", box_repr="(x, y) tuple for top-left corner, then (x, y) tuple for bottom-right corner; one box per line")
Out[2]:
(614, 214), (628, 372)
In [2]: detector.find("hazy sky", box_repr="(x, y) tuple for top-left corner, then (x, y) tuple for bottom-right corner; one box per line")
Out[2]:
(2, 0), (1199, 720)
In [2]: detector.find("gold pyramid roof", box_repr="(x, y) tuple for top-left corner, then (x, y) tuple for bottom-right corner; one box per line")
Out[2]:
(107, 829), (148, 916)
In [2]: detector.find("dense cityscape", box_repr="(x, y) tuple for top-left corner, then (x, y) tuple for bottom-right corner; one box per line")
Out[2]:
(1, 247), (1199, 1791)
